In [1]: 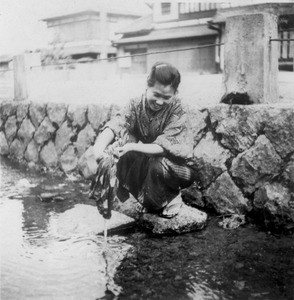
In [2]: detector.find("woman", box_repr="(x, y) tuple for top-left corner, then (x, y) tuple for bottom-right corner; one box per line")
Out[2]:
(90, 62), (196, 218)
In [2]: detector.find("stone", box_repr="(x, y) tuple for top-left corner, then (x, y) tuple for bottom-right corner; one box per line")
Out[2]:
(40, 141), (58, 168)
(55, 121), (75, 156)
(204, 172), (251, 215)
(47, 102), (67, 127)
(9, 139), (26, 160)
(112, 197), (208, 235)
(77, 146), (98, 179)
(75, 124), (96, 158)
(0, 131), (9, 155)
(25, 140), (39, 163)
(282, 154), (294, 186)
(68, 104), (87, 128)
(59, 145), (78, 173)
(231, 135), (283, 194)
(18, 117), (35, 147)
(191, 132), (232, 187)
(209, 105), (264, 153)
(264, 106), (294, 158)
(16, 102), (29, 122)
(29, 103), (46, 128)
(0, 101), (17, 120)
(87, 104), (109, 131)
(4, 115), (17, 145)
(254, 183), (294, 224)
(34, 116), (55, 145)
(187, 108), (208, 145)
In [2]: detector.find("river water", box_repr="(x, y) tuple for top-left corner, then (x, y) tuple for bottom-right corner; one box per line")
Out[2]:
(1, 157), (293, 300)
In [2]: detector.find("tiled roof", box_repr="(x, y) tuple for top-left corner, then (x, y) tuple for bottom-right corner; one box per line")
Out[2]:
(114, 24), (217, 45)
(116, 14), (153, 34)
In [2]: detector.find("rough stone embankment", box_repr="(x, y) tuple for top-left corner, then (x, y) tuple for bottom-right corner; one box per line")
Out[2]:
(1, 101), (293, 230)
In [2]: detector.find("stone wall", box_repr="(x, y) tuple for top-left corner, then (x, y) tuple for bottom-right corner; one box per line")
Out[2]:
(1, 101), (294, 229)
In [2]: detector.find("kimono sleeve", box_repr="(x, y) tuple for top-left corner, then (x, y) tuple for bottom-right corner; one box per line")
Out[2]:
(152, 110), (194, 160)
(103, 99), (137, 140)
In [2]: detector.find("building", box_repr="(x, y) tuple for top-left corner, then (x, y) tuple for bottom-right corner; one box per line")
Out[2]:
(114, 2), (221, 74)
(114, 1), (294, 74)
(42, 2), (149, 61)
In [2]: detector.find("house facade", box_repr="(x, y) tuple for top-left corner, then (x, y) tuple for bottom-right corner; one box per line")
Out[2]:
(114, 2), (221, 74)
(42, 5), (146, 61)
(114, 1), (294, 74)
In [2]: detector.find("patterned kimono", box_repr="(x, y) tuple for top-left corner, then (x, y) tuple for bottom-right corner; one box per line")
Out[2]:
(90, 94), (196, 213)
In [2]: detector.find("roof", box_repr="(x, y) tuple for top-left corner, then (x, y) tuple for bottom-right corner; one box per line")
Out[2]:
(116, 14), (153, 34)
(114, 24), (217, 45)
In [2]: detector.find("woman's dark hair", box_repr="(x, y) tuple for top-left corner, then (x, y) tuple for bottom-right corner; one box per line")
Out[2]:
(147, 62), (181, 91)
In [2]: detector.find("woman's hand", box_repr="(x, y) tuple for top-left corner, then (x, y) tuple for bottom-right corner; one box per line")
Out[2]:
(117, 143), (134, 157)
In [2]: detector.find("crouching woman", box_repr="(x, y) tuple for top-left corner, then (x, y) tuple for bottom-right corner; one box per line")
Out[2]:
(90, 62), (196, 218)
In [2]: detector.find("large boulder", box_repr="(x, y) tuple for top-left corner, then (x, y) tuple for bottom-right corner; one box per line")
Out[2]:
(68, 104), (87, 128)
(264, 106), (294, 158)
(231, 135), (283, 194)
(25, 140), (39, 163)
(209, 105), (264, 153)
(9, 139), (26, 160)
(187, 108), (208, 145)
(77, 146), (98, 179)
(34, 117), (56, 145)
(47, 102), (67, 127)
(0, 131), (9, 155)
(75, 124), (96, 158)
(192, 132), (232, 188)
(5, 115), (17, 145)
(40, 141), (58, 168)
(29, 103), (46, 128)
(282, 154), (294, 186)
(18, 117), (35, 147)
(16, 102), (29, 123)
(87, 104), (109, 131)
(204, 172), (251, 214)
(254, 183), (294, 226)
(59, 145), (78, 173)
(55, 121), (75, 156)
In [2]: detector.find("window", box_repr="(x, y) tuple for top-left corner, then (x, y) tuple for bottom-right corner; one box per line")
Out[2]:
(161, 3), (171, 15)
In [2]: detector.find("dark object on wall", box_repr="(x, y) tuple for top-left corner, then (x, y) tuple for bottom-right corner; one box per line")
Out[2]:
(220, 92), (253, 105)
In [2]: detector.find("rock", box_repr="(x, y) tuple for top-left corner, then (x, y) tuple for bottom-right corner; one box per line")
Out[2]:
(231, 135), (283, 194)
(47, 102), (67, 127)
(254, 183), (294, 225)
(29, 103), (46, 128)
(68, 104), (87, 128)
(16, 178), (34, 188)
(59, 145), (78, 173)
(87, 104), (109, 131)
(77, 146), (98, 179)
(55, 121), (75, 156)
(40, 141), (58, 168)
(264, 106), (294, 158)
(38, 192), (65, 202)
(9, 139), (26, 160)
(25, 140), (39, 163)
(192, 132), (232, 187)
(75, 124), (96, 158)
(0, 102), (17, 120)
(18, 117), (35, 147)
(112, 197), (208, 234)
(204, 172), (251, 214)
(5, 115), (17, 145)
(282, 154), (294, 186)
(16, 102), (29, 122)
(187, 108), (208, 145)
(0, 131), (9, 155)
(34, 117), (56, 145)
(209, 105), (264, 153)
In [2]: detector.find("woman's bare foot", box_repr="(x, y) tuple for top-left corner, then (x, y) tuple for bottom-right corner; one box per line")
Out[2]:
(159, 195), (183, 219)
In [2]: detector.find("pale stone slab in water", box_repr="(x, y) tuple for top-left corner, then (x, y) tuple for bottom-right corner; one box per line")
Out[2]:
(113, 197), (208, 235)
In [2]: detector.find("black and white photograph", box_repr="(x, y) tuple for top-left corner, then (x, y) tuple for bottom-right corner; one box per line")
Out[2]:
(1, 0), (294, 299)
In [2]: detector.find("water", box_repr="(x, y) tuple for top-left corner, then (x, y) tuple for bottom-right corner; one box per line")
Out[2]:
(1, 157), (294, 300)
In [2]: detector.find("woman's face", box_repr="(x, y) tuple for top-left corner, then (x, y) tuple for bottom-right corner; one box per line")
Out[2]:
(146, 81), (176, 112)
